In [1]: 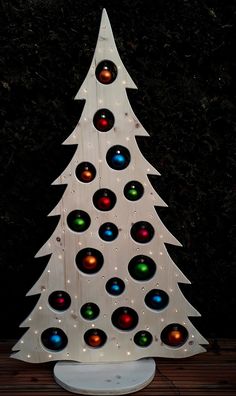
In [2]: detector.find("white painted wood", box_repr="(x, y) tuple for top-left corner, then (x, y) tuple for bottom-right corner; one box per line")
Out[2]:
(54, 358), (156, 395)
(12, 8), (207, 365)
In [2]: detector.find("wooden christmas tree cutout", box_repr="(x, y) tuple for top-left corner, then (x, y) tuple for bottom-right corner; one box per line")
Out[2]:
(12, 8), (207, 395)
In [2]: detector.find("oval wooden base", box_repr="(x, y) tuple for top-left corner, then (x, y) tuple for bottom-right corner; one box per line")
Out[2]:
(54, 358), (156, 395)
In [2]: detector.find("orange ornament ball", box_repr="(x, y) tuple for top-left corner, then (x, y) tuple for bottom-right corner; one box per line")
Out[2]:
(88, 334), (102, 347)
(167, 330), (183, 346)
(82, 255), (98, 270)
(98, 69), (113, 84)
(81, 170), (93, 182)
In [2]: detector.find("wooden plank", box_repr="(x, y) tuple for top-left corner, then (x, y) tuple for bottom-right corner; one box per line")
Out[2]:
(0, 340), (236, 395)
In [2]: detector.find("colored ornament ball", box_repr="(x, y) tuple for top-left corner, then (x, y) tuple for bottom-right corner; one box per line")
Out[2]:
(84, 329), (107, 348)
(130, 221), (154, 243)
(99, 222), (118, 241)
(128, 255), (156, 281)
(67, 210), (91, 232)
(75, 162), (96, 183)
(161, 323), (189, 347)
(124, 181), (144, 201)
(95, 60), (118, 84)
(106, 277), (125, 296)
(48, 291), (71, 311)
(134, 331), (153, 347)
(80, 303), (100, 320)
(76, 248), (104, 274)
(106, 145), (131, 170)
(93, 109), (114, 132)
(41, 328), (68, 352)
(112, 307), (139, 331)
(93, 189), (117, 211)
(145, 289), (169, 311)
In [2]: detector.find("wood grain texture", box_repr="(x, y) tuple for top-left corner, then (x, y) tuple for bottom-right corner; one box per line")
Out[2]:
(1, 339), (236, 395)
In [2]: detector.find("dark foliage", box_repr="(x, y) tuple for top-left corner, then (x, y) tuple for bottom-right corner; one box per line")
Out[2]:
(0, 0), (235, 338)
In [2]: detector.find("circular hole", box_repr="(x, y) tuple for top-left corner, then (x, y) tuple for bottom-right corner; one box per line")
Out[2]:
(80, 303), (100, 320)
(93, 189), (117, 211)
(93, 109), (114, 132)
(106, 278), (125, 296)
(145, 289), (169, 311)
(130, 221), (154, 243)
(106, 145), (131, 170)
(99, 222), (118, 241)
(128, 255), (156, 281)
(76, 248), (104, 274)
(48, 291), (71, 312)
(134, 331), (153, 347)
(41, 328), (68, 352)
(161, 323), (189, 347)
(95, 60), (118, 84)
(84, 328), (107, 348)
(124, 181), (144, 201)
(75, 162), (96, 183)
(112, 307), (139, 331)
(67, 210), (91, 233)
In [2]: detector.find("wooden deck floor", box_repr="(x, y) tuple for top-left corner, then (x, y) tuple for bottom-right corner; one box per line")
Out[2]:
(0, 339), (235, 395)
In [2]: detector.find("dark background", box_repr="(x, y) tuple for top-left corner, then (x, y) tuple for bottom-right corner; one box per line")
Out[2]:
(0, 0), (235, 340)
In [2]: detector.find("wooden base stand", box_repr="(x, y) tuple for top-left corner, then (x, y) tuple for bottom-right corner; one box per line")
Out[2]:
(54, 358), (156, 395)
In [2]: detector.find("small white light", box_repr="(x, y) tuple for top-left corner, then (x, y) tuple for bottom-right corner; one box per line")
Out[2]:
(75, 295), (78, 299)
(114, 266), (118, 271)
(34, 330), (38, 334)
(149, 251), (153, 255)
(39, 306), (42, 310)
(78, 242), (82, 246)
(58, 319), (62, 323)
(48, 354), (52, 358)
(131, 299), (135, 304)
(175, 309), (178, 313)
(191, 335), (195, 338)
(84, 117), (87, 121)
(91, 324), (95, 328)
(122, 80), (126, 85)
(184, 348), (188, 352)
(48, 242), (51, 248)
(116, 177), (121, 182)
(159, 252), (163, 256)
(28, 317), (32, 321)
(47, 269), (51, 273)
(98, 99), (103, 104)
(159, 234), (163, 239)
(67, 353), (70, 357)
(82, 348), (86, 352)
(73, 324), (77, 328)
(58, 254), (62, 259)
(126, 137), (130, 141)
(146, 326), (150, 330)
(169, 288), (173, 293)
(83, 88), (87, 93)
(27, 354), (31, 359)
(99, 159), (102, 163)
(67, 279), (71, 284)
(161, 318), (164, 322)
(147, 168), (150, 172)
(20, 340), (24, 344)
(127, 351), (131, 356)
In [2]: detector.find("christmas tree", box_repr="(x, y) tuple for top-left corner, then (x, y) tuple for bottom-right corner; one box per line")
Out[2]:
(12, 9), (206, 366)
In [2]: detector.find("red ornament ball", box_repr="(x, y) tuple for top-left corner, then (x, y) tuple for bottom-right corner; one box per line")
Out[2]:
(136, 228), (149, 241)
(96, 117), (109, 131)
(118, 313), (134, 330)
(97, 196), (112, 210)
